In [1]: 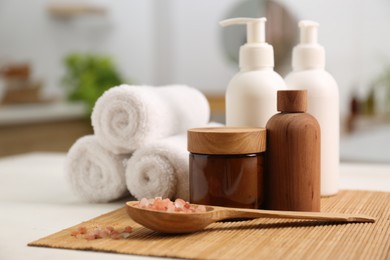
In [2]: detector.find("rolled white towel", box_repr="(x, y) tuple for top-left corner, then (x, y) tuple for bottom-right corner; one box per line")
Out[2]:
(126, 122), (223, 201)
(91, 84), (210, 154)
(125, 134), (189, 201)
(65, 135), (130, 203)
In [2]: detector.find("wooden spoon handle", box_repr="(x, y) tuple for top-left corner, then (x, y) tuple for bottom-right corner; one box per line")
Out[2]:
(215, 208), (375, 223)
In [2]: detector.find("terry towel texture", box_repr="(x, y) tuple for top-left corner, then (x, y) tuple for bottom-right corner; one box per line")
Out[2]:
(126, 122), (223, 201)
(65, 135), (130, 203)
(91, 84), (210, 154)
(126, 134), (188, 200)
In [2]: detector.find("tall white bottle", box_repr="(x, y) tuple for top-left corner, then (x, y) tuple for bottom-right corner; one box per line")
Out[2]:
(284, 20), (339, 196)
(220, 17), (286, 128)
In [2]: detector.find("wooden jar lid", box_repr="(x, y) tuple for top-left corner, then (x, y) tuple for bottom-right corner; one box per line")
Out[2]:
(187, 127), (266, 155)
(277, 90), (307, 113)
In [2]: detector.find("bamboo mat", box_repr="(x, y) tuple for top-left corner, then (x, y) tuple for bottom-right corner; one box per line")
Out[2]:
(29, 190), (390, 259)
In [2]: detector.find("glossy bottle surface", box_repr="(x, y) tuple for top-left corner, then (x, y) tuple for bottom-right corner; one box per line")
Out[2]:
(190, 153), (264, 209)
(220, 17), (287, 128)
(285, 69), (339, 196)
(226, 69), (286, 128)
(285, 20), (339, 196)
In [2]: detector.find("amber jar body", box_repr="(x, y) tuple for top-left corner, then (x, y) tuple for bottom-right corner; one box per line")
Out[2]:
(190, 153), (264, 209)
(188, 127), (266, 209)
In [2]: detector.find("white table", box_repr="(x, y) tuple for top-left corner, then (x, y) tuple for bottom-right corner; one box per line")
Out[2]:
(0, 152), (389, 260)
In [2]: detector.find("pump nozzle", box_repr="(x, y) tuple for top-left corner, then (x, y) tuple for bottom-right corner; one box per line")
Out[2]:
(220, 17), (267, 44)
(299, 20), (319, 44)
(219, 17), (274, 69)
(292, 20), (325, 70)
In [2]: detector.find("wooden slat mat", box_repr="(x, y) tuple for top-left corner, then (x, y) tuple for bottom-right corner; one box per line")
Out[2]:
(29, 190), (390, 259)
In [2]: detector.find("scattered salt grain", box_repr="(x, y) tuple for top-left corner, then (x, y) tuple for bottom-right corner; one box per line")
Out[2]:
(70, 225), (133, 240)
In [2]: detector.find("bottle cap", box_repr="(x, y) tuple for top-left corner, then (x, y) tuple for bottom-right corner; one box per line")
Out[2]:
(292, 20), (325, 70)
(277, 90), (307, 113)
(188, 127), (266, 155)
(220, 17), (274, 70)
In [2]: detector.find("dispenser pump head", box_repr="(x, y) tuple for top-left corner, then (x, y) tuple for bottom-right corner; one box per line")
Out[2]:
(299, 20), (319, 44)
(220, 17), (274, 70)
(220, 17), (267, 44)
(292, 20), (325, 70)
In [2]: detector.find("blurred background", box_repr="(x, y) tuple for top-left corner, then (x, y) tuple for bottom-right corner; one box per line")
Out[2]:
(0, 0), (389, 163)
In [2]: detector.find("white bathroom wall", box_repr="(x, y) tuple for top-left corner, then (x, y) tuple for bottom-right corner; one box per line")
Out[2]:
(0, 0), (154, 97)
(277, 0), (390, 116)
(152, 0), (238, 92)
(1, 0), (390, 116)
(154, 0), (390, 116)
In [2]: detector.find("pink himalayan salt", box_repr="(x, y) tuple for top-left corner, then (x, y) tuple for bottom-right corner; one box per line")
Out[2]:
(135, 197), (207, 213)
(70, 225), (133, 240)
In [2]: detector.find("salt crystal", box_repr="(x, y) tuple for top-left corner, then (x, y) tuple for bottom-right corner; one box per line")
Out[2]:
(121, 232), (131, 239)
(174, 198), (186, 209)
(124, 226), (133, 233)
(167, 203), (176, 212)
(139, 198), (149, 208)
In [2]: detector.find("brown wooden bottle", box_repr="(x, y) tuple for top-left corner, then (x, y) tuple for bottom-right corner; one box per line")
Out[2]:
(265, 90), (321, 212)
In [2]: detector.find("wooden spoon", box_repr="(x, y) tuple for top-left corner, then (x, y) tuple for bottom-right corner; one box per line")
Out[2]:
(126, 201), (375, 234)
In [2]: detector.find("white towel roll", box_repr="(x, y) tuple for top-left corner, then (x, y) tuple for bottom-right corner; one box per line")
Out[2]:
(126, 134), (189, 201)
(91, 84), (210, 154)
(126, 122), (223, 201)
(65, 135), (130, 203)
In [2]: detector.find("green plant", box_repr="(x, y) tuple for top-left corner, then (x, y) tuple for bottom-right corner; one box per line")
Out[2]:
(374, 65), (390, 113)
(61, 53), (124, 114)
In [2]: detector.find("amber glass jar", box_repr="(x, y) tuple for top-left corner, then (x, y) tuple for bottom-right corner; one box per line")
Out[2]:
(187, 127), (266, 209)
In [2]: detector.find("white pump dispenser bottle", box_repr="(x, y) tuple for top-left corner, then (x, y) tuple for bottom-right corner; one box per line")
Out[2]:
(220, 17), (286, 128)
(285, 20), (340, 196)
